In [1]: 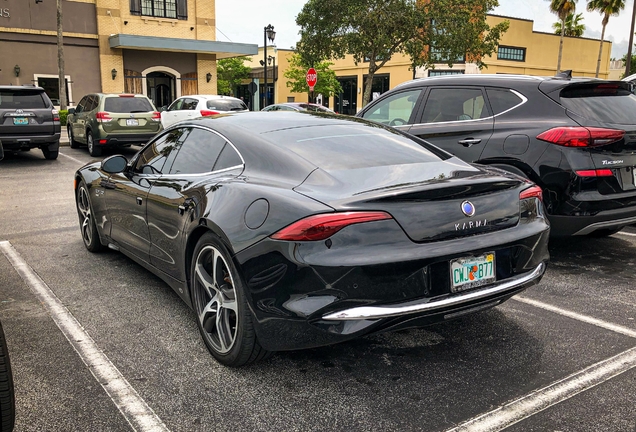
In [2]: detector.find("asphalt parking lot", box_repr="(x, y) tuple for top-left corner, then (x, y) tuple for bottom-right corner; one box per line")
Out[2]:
(0, 146), (635, 432)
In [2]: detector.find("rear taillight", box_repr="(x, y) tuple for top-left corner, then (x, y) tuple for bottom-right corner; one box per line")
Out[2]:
(271, 211), (393, 241)
(96, 112), (113, 123)
(150, 111), (161, 121)
(52, 109), (60, 122)
(536, 127), (624, 147)
(576, 169), (614, 177)
(200, 109), (220, 117)
(519, 185), (543, 202)
(118, 94), (135, 98)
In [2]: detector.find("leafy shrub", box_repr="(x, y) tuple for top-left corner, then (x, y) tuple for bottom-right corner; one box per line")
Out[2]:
(59, 110), (68, 126)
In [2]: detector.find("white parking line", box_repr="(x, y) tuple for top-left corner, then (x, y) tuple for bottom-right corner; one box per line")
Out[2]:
(59, 151), (87, 165)
(446, 346), (636, 431)
(616, 231), (636, 237)
(513, 296), (636, 339)
(0, 240), (170, 432)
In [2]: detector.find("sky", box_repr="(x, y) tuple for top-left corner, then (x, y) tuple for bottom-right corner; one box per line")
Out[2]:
(215, 0), (635, 60)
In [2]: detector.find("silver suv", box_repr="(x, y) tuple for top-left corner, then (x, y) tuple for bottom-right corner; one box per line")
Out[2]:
(0, 85), (61, 160)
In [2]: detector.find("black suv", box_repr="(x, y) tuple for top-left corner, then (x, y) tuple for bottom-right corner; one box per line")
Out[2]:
(0, 85), (61, 160)
(357, 74), (636, 237)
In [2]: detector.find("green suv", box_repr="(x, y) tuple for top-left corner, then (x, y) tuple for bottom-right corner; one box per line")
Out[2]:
(67, 93), (162, 156)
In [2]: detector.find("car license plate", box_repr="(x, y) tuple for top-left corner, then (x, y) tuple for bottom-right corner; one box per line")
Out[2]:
(450, 252), (495, 293)
(126, 119), (139, 126)
(13, 117), (28, 125)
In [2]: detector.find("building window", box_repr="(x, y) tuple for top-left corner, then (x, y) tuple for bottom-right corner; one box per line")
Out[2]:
(131, 0), (187, 20)
(497, 46), (526, 62)
(428, 70), (464, 77)
(35, 75), (73, 107)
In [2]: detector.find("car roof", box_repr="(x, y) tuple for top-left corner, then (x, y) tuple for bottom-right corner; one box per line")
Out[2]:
(393, 73), (602, 90)
(0, 85), (46, 92)
(186, 95), (243, 101)
(622, 73), (636, 82)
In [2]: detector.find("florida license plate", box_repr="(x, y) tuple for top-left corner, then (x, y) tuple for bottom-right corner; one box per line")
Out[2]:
(450, 252), (496, 293)
(13, 117), (28, 125)
(126, 119), (139, 126)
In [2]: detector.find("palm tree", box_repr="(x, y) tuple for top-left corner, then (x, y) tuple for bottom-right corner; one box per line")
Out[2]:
(587, 0), (626, 77)
(553, 12), (586, 37)
(548, 0), (578, 73)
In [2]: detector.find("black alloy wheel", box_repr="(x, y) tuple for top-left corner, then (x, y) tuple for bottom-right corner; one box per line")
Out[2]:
(0, 321), (15, 432)
(76, 180), (104, 252)
(68, 125), (79, 149)
(190, 232), (270, 367)
(87, 133), (102, 157)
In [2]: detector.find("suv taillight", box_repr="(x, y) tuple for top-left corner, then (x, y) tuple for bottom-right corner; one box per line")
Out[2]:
(96, 112), (113, 123)
(519, 185), (543, 201)
(536, 127), (624, 147)
(200, 109), (220, 117)
(150, 111), (161, 121)
(52, 109), (60, 122)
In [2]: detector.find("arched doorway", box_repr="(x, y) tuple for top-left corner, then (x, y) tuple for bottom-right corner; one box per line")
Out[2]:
(146, 72), (175, 110)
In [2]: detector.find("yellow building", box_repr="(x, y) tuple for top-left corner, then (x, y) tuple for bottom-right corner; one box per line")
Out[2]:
(1, 0), (256, 109)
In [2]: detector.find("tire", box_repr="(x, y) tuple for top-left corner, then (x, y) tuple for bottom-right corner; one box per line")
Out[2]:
(0, 321), (15, 432)
(76, 180), (105, 252)
(87, 132), (102, 157)
(190, 232), (270, 367)
(42, 145), (58, 160)
(68, 125), (79, 149)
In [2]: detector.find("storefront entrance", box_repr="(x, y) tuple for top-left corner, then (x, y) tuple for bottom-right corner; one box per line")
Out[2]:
(146, 72), (175, 110)
(335, 76), (358, 115)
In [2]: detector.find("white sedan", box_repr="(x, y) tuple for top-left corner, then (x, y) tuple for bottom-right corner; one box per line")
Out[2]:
(160, 95), (248, 128)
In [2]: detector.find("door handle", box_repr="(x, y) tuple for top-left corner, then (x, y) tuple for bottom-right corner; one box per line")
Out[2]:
(458, 138), (482, 147)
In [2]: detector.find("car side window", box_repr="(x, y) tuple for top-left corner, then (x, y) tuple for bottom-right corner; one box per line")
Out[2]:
(183, 98), (199, 110)
(213, 143), (243, 171)
(133, 128), (188, 175)
(168, 128), (227, 175)
(76, 96), (87, 113)
(167, 99), (184, 112)
(361, 89), (422, 126)
(486, 88), (524, 115)
(85, 95), (98, 112)
(421, 88), (488, 123)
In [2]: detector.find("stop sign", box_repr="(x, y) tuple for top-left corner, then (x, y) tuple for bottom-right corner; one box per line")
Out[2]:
(306, 68), (317, 90)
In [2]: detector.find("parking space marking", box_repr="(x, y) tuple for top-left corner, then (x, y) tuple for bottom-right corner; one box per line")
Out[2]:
(59, 151), (87, 165)
(513, 296), (636, 339)
(445, 346), (636, 431)
(616, 231), (636, 237)
(0, 240), (170, 432)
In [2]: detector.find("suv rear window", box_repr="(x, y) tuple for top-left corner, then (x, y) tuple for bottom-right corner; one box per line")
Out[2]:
(559, 84), (636, 125)
(103, 97), (154, 113)
(206, 99), (247, 111)
(0, 90), (48, 109)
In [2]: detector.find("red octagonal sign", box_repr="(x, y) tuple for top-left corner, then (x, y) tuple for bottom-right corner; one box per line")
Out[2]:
(306, 68), (317, 90)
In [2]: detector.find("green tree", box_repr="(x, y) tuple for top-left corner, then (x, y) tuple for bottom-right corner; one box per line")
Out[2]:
(553, 12), (586, 37)
(296, 0), (508, 107)
(216, 57), (251, 96)
(284, 53), (342, 101)
(548, 0), (578, 73)
(587, 0), (625, 77)
(621, 52), (636, 77)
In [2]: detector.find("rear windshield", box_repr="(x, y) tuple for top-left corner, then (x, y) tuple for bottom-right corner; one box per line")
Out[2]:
(0, 90), (48, 109)
(264, 124), (446, 171)
(559, 84), (636, 124)
(206, 99), (247, 111)
(104, 97), (154, 113)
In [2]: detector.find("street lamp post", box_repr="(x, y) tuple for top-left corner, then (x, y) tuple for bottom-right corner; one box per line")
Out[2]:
(263, 24), (275, 108)
(268, 55), (276, 105)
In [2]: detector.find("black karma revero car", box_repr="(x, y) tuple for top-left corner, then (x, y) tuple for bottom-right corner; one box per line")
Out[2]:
(74, 112), (549, 367)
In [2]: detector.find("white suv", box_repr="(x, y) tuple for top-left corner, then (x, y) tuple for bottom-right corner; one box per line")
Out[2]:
(160, 95), (248, 128)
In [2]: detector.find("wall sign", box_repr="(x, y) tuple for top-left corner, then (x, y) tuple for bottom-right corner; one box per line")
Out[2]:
(0, 9), (9, 18)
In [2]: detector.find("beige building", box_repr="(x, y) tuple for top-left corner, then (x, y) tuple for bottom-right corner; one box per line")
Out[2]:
(1, 0), (256, 109)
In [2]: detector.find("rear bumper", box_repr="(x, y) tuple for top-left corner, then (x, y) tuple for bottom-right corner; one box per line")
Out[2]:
(0, 132), (61, 149)
(549, 205), (636, 236)
(99, 133), (158, 147)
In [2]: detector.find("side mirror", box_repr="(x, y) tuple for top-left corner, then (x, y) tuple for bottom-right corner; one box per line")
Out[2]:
(101, 155), (128, 173)
(160, 106), (167, 112)
(67, 108), (76, 115)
